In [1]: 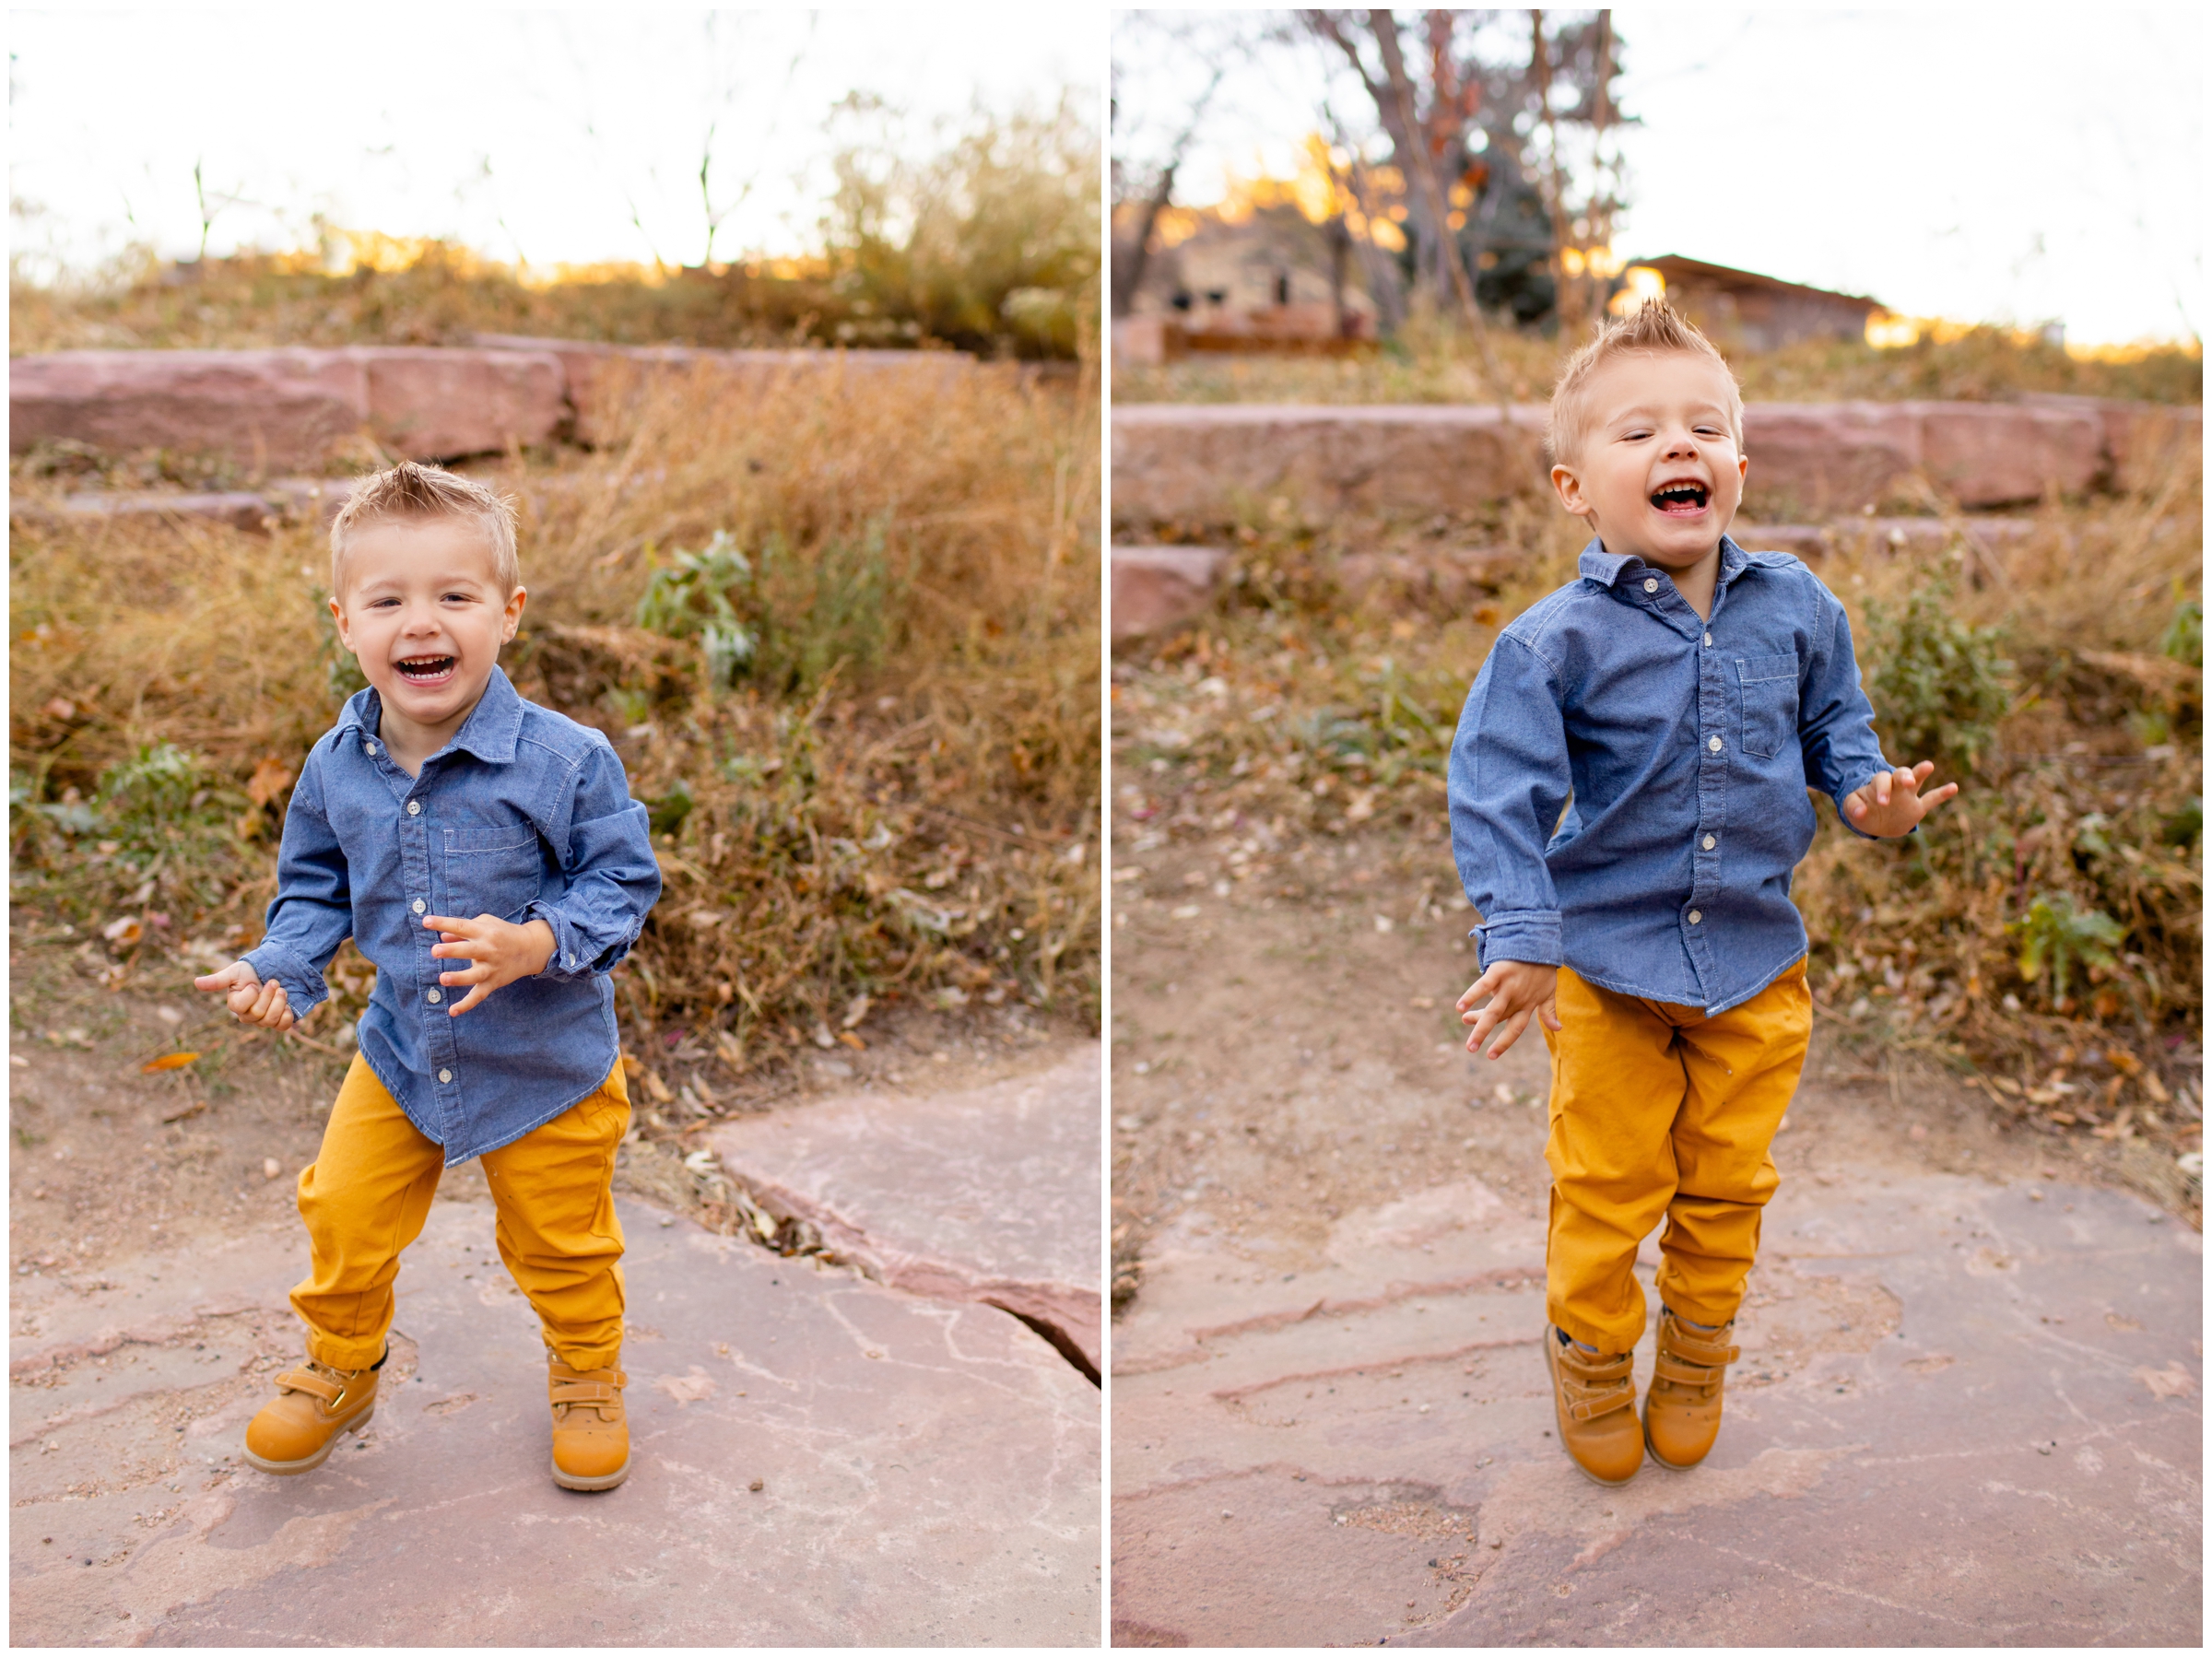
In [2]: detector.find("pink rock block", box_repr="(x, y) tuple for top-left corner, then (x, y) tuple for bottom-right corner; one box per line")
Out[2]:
(708, 1046), (1101, 1376)
(470, 335), (974, 447)
(348, 347), (565, 460)
(9, 349), (370, 474)
(1916, 400), (2101, 507)
(2094, 400), (2203, 494)
(1112, 545), (1230, 645)
(1740, 402), (1924, 515)
(57, 490), (271, 531)
(1112, 405), (1549, 522)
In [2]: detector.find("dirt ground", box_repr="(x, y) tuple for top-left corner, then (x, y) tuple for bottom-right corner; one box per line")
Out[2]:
(1108, 821), (2202, 1307)
(6, 925), (1081, 1286)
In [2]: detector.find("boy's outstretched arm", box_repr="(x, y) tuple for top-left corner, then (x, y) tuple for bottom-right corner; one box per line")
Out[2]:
(1841, 760), (1959, 837)
(1448, 634), (1573, 1060)
(196, 754), (348, 1029)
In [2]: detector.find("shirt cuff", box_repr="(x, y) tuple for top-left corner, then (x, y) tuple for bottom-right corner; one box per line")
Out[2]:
(525, 900), (601, 981)
(1473, 909), (1564, 971)
(240, 939), (330, 1017)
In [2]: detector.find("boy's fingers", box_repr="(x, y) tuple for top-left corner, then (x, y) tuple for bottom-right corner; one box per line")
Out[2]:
(438, 962), (494, 986)
(1912, 760), (1936, 783)
(448, 982), (491, 1016)
(1539, 995), (1563, 1032)
(1874, 774), (1892, 805)
(423, 915), (481, 937)
(1485, 1007), (1531, 1061)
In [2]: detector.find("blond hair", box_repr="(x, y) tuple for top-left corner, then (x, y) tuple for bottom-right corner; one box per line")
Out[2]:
(328, 461), (521, 597)
(1545, 296), (1744, 466)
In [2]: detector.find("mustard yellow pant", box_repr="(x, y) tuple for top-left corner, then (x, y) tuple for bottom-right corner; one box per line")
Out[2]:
(291, 1054), (631, 1372)
(1540, 960), (1811, 1353)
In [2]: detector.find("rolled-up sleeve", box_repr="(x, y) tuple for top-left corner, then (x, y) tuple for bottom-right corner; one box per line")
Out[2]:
(1798, 592), (1896, 839)
(242, 752), (349, 1015)
(526, 740), (662, 980)
(1449, 634), (1571, 970)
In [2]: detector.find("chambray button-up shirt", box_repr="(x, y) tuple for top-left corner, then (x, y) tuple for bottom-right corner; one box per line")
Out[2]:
(1449, 537), (1895, 1015)
(243, 667), (662, 1161)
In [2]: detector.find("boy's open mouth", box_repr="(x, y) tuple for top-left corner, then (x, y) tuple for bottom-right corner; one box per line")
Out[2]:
(1650, 482), (1710, 514)
(395, 654), (457, 684)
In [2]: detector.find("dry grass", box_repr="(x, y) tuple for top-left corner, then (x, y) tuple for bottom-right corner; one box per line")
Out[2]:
(1110, 444), (2202, 1158)
(1115, 313), (2203, 406)
(11, 358), (1101, 1090)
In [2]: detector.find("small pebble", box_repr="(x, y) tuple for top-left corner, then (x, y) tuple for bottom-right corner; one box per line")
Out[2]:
(748, 1478), (764, 1492)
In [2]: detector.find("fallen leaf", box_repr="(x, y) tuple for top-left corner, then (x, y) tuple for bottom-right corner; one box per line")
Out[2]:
(837, 1031), (865, 1051)
(2134, 1363), (2195, 1401)
(246, 757), (295, 809)
(2139, 1071), (2171, 1104)
(841, 993), (871, 1029)
(641, 1068), (673, 1104)
(140, 1052), (200, 1073)
(102, 915), (143, 948)
(159, 1099), (206, 1124)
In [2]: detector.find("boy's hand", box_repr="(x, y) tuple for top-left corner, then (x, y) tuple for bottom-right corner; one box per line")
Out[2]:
(1842, 761), (1959, 837)
(192, 960), (297, 1031)
(424, 914), (558, 1016)
(1457, 960), (1561, 1061)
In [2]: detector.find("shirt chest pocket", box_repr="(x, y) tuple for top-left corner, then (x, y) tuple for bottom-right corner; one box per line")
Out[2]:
(441, 825), (546, 923)
(1734, 653), (1800, 759)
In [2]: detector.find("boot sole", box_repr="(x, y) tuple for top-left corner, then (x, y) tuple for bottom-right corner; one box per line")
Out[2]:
(551, 1451), (630, 1493)
(1545, 1329), (1640, 1487)
(242, 1404), (375, 1475)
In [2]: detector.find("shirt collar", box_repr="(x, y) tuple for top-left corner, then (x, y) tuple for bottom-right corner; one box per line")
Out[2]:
(1578, 535), (1751, 593)
(332, 664), (523, 765)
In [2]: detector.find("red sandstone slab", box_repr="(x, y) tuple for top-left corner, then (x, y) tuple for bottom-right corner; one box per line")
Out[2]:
(10, 1195), (1099, 1645)
(9, 349), (371, 474)
(1112, 545), (1230, 645)
(1915, 398), (2102, 506)
(709, 1046), (1102, 1375)
(1109, 1169), (2200, 1647)
(349, 347), (565, 459)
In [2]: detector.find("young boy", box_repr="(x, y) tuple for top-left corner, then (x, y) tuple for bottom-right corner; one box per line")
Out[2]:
(1448, 300), (1956, 1487)
(195, 461), (662, 1491)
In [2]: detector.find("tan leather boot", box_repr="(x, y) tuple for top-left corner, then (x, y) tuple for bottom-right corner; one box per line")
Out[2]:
(1643, 1308), (1740, 1470)
(548, 1357), (630, 1491)
(1544, 1325), (1643, 1487)
(242, 1349), (383, 1475)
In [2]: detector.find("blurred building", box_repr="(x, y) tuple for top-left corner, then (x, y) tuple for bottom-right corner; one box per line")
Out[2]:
(1630, 254), (1882, 350)
(1114, 201), (1379, 364)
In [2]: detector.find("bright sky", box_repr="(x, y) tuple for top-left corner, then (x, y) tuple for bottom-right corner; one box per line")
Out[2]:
(9, 7), (1100, 277)
(1116, 7), (2204, 347)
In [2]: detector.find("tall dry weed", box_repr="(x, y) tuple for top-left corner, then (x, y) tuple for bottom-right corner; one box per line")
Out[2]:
(12, 356), (1101, 1077)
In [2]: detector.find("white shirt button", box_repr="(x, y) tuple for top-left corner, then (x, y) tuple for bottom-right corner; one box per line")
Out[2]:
(1688, 911), (1703, 925)
(406, 800), (421, 817)
(1643, 577), (1659, 593)
(1704, 632), (1712, 646)
(427, 988), (442, 1004)
(1703, 834), (1716, 850)
(364, 742), (379, 757)
(438, 1068), (453, 1085)
(1708, 734), (1723, 752)
(412, 899), (427, 914)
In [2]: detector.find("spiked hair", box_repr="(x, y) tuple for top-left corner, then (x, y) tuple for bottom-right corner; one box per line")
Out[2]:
(1545, 296), (1745, 467)
(328, 460), (521, 597)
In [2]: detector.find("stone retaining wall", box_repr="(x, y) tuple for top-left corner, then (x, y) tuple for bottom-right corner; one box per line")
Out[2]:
(1112, 397), (2200, 521)
(9, 338), (976, 471)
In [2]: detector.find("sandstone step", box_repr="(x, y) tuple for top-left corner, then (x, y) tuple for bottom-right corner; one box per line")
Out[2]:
(1112, 399), (2200, 521)
(1111, 545), (1231, 647)
(709, 1044), (1102, 1377)
(10, 1193), (1099, 1645)
(1110, 1169), (2202, 1647)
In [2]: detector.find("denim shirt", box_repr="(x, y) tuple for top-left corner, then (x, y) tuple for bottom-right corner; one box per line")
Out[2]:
(243, 667), (663, 1161)
(1448, 537), (1894, 1015)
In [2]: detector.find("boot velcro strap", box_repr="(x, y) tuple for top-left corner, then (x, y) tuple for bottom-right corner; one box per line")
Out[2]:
(276, 1366), (345, 1404)
(551, 1379), (624, 1405)
(1664, 1337), (1740, 1367)
(1567, 1386), (1636, 1422)
(1653, 1351), (1733, 1385)
(1560, 1350), (1634, 1382)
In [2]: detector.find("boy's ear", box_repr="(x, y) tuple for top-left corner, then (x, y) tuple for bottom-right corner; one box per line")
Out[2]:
(500, 586), (528, 642)
(1550, 463), (1593, 517)
(327, 594), (352, 651)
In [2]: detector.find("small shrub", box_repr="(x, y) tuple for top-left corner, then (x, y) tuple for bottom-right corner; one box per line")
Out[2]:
(1861, 582), (2013, 775)
(2009, 891), (2125, 1009)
